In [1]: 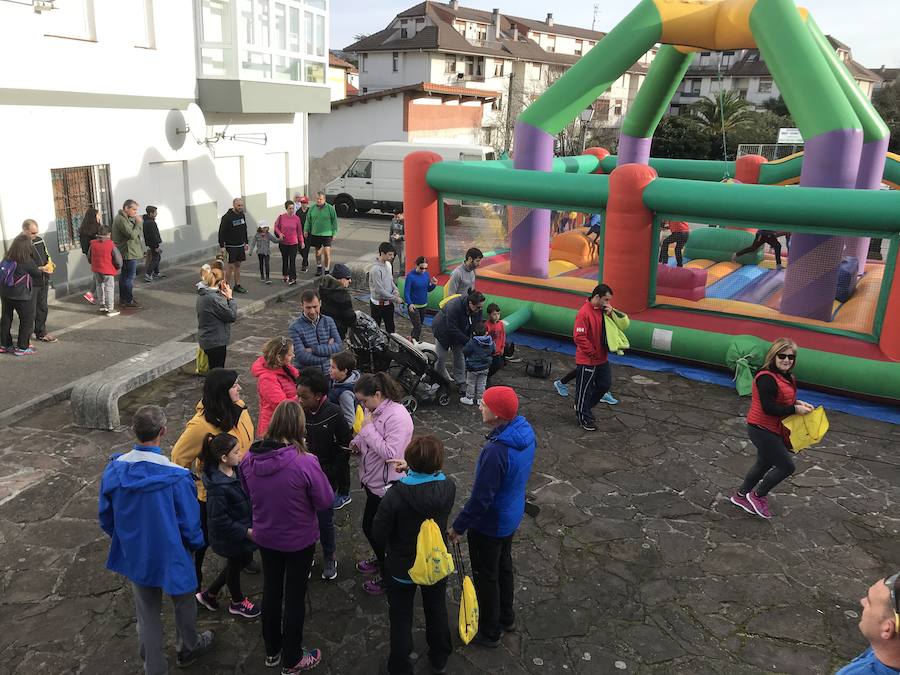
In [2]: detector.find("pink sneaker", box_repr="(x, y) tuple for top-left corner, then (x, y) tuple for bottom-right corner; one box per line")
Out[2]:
(362, 576), (386, 596)
(729, 492), (754, 515)
(282, 648), (321, 673)
(83, 291), (95, 304)
(355, 556), (379, 575)
(746, 491), (772, 519)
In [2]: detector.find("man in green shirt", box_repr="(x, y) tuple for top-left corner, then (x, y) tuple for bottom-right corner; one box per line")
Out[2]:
(112, 199), (144, 308)
(305, 191), (338, 277)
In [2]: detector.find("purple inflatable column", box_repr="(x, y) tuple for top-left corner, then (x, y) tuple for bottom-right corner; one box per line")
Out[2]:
(510, 121), (554, 278)
(617, 134), (652, 166)
(846, 137), (890, 274)
(780, 130), (864, 321)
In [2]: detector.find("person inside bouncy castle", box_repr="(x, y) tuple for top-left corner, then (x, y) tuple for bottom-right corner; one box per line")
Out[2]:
(730, 338), (814, 519)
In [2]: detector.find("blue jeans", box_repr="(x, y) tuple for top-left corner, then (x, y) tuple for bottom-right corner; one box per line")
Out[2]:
(120, 258), (138, 303)
(317, 508), (336, 559)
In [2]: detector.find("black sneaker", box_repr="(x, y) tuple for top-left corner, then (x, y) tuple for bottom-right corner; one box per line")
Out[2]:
(301, 265), (309, 273)
(176, 630), (215, 668)
(472, 632), (501, 648)
(234, 285), (248, 294)
(580, 418), (597, 432)
(244, 558), (260, 574)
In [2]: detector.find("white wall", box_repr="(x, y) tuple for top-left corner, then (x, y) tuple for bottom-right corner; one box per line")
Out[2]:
(309, 96), (406, 158)
(0, 0), (196, 99)
(359, 51), (431, 92)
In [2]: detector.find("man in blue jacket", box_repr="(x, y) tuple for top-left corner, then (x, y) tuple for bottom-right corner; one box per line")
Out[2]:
(448, 386), (536, 648)
(432, 290), (484, 392)
(289, 288), (342, 376)
(99, 405), (215, 673)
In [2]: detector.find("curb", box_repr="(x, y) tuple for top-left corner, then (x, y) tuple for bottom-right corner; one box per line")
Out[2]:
(0, 282), (306, 429)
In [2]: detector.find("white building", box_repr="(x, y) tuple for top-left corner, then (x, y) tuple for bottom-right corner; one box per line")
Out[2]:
(0, 0), (330, 295)
(670, 36), (879, 114)
(344, 1), (655, 147)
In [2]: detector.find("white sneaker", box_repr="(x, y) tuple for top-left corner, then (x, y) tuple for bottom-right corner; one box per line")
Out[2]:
(107, 310), (121, 317)
(459, 396), (475, 405)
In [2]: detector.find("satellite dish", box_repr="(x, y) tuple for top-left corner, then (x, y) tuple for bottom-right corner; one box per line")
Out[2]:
(169, 103), (208, 148)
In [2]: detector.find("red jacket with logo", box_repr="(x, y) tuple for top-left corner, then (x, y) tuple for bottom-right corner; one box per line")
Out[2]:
(486, 319), (506, 356)
(573, 301), (608, 366)
(747, 370), (796, 438)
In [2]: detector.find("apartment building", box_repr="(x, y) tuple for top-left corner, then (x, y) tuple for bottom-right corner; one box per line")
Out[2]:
(0, 0), (330, 294)
(345, 1), (655, 139)
(670, 37), (880, 114)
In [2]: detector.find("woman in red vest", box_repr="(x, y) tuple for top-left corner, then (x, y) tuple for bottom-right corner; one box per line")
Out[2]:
(731, 338), (813, 519)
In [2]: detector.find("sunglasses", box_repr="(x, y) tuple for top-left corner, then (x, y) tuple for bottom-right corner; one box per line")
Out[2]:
(887, 572), (900, 634)
(776, 353), (796, 362)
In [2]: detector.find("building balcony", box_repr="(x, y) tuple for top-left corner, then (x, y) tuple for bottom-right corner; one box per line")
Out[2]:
(195, 0), (331, 114)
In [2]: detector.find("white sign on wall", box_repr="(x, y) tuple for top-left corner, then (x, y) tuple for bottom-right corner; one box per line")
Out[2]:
(777, 128), (804, 144)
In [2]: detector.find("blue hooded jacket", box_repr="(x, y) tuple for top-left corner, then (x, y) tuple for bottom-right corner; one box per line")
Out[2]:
(452, 416), (536, 538)
(99, 447), (204, 596)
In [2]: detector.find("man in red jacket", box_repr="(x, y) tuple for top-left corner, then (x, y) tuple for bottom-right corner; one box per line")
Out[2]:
(573, 284), (614, 431)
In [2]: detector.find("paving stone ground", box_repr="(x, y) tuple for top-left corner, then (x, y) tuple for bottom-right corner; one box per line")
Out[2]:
(2, 295), (899, 675)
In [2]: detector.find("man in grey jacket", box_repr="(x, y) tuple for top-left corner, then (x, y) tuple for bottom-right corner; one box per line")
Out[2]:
(445, 247), (483, 298)
(369, 242), (402, 334)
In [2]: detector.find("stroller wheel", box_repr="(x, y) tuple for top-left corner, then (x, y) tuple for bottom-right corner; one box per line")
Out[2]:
(401, 395), (419, 414)
(437, 391), (451, 407)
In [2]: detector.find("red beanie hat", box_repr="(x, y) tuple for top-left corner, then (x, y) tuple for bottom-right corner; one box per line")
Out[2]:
(482, 386), (518, 420)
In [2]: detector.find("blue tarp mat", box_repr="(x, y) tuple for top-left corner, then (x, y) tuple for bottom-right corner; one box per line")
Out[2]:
(367, 299), (899, 424)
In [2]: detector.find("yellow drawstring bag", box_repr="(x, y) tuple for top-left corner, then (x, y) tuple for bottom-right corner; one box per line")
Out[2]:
(195, 348), (209, 376)
(352, 403), (365, 435)
(408, 519), (454, 586)
(453, 541), (479, 644)
(782, 406), (829, 453)
(439, 292), (461, 310)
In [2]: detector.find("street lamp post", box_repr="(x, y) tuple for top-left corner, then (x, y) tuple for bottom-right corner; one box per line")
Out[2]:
(579, 106), (595, 153)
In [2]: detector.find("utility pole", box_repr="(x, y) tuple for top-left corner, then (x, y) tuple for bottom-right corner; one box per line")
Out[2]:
(504, 70), (515, 155)
(592, 3), (600, 31)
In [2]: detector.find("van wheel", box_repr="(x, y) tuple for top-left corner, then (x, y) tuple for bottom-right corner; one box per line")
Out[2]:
(334, 196), (355, 218)
(356, 207), (371, 214)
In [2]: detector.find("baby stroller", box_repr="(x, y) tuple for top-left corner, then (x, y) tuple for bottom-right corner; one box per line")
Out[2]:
(385, 334), (452, 413)
(347, 310), (392, 373)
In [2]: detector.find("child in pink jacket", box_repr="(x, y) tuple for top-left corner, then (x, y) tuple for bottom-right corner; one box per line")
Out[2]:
(251, 337), (298, 438)
(349, 372), (414, 595)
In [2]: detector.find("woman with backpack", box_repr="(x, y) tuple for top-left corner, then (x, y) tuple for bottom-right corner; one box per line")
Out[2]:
(241, 400), (333, 673)
(251, 336), (298, 438)
(372, 435), (455, 675)
(171, 368), (255, 592)
(79, 207), (101, 304)
(350, 372), (414, 596)
(196, 433), (260, 619)
(1, 233), (48, 355)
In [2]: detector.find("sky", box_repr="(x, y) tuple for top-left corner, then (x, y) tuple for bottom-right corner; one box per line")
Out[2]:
(331, 0), (900, 69)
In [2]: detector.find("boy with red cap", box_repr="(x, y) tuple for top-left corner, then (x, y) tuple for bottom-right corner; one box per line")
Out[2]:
(448, 386), (535, 648)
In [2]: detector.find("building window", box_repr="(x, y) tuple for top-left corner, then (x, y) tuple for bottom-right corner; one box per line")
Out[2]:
(304, 10), (325, 57)
(44, 0), (96, 41)
(546, 34), (556, 53)
(305, 60), (324, 83)
(361, 53), (368, 72)
(613, 100), (623, 116)
(454, 21), (465, 35)
(242, 0), (270, 49)
(574, 39), (583, 56)
(305, 0), (326, 8)
(493, 59), (505, 77)
(133, 0), (156, 48)
(476, 25), (487, 41)
(400, 19), (408, 39)
(759, 79), (773, 93)
(462, 55), (484, 78)
(721, 50), (735, 67)
(50, 165), (113, 253)
(392, 52), (399, 72)
(492, 94), (503, 111)
(445, 54), (457, 74)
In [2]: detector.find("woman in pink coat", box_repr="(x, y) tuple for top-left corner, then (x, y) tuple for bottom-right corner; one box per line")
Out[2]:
(251, 336), (299, 437)
(350, 372), (414, 595)
(274, 201), (303, 285)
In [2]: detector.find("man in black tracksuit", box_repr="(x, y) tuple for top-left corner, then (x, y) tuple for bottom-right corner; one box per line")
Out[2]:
(218, 197), (249, 294)
(22, 219), (57, 343)
(142, 206), (164, 282)
(296, 368), (352, 581)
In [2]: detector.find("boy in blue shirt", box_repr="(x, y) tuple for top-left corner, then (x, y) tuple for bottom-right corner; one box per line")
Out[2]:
(403, 255), (438, 343)
(99, 405), (215, 672)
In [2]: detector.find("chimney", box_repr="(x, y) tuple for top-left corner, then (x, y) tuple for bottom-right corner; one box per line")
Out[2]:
(546, 12), (554, 26)
(450, 0), (459, 9)
(492, 8), (501, 40)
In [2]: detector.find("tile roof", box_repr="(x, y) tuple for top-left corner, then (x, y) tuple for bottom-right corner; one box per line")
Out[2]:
(872, 67), (899, 84)
(505, 14), (606, 41)
(331, 81), (500, 109)
(329, 52), (355, 70)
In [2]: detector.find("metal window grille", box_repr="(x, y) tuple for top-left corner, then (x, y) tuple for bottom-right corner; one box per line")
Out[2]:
(50, 164), (113, 252)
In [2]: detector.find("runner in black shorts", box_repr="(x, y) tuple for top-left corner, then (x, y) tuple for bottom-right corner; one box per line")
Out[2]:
(217, 197), (249, 293)
(305, 192), (338, 276)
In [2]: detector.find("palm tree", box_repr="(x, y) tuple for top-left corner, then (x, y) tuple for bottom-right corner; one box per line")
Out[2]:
(688, 89), (755, 136)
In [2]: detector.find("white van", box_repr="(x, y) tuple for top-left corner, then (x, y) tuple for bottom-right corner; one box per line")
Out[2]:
(324, 141), (496, 217)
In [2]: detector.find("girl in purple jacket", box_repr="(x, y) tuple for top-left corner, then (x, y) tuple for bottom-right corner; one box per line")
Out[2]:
(350, 373), (414, 596)
(240, 400), (333, 673)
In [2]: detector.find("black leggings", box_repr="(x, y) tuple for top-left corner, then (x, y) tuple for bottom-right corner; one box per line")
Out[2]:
(659, 231), (690, 267)
(280, 244), (298, 280)
(0, 297), (35, 350)
(204, 345), (227, 369)
(736, 233), (783, 266)
(206, 550), (252, 601)
(195, 500), (208, 592)
(739, 424), (795, 497)
(258, 254), (270, 280)
(362, 487), (384, 575)
(259, 545), (314, 666)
